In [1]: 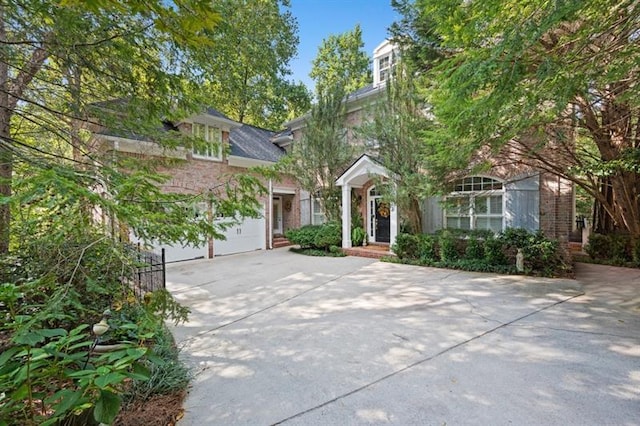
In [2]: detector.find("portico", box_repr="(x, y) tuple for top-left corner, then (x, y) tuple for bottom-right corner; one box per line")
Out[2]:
(335, 154), (398, 249)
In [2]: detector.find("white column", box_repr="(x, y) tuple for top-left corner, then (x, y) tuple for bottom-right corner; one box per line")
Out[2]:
(341, 184), (352, 248)
(390, 201), (398, 250)
(268, 179), (273, 250)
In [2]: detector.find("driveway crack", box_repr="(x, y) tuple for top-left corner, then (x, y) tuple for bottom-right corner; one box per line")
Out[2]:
(270, 291), (585, 425)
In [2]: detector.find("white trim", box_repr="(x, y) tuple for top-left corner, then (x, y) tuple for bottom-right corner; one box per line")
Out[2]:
(97, 134), (187, 159)
(273, 187), (297, 195)
(272, 196), (283, 235)
(227, 156), (275, 168)
(181, 112), (241, 131)
(268, 180), (273, 249)
(335, 155), (389, 188)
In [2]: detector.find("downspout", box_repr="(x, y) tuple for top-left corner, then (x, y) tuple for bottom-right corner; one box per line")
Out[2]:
(268, 179), (273, 249)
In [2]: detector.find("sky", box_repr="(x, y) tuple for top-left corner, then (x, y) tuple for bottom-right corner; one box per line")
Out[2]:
(288, 0), (401, 91)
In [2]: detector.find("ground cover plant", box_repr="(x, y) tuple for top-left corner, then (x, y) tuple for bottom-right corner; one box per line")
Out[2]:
(0, 234), (191, 425)
(390, 228), (572, 277)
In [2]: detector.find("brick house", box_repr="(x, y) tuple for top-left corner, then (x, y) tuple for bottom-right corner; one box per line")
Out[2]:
(95, 108), (301, 262)
(285, 40), (575, 249)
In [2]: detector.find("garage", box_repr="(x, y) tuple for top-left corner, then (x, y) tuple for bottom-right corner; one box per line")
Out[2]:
(214, 213), (266, 256)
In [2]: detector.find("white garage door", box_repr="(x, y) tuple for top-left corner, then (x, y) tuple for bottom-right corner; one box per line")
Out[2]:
(214, 213), (266, 256)
(161, 242), (208, 263)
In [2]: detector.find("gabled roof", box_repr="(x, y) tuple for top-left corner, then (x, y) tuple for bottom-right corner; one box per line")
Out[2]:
(229, 124), (285, 163)
(335, 154), (391, 188)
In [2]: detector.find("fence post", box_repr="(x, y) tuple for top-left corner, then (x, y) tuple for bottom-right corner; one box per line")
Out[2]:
(162, 248), (166, 289)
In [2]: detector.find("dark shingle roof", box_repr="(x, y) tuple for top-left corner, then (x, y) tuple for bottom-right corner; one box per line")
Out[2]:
(229, 124), (285, 163)
(205, 107), (234, 121)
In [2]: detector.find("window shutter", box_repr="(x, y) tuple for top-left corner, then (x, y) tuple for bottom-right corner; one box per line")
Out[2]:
(504, 173), (540, 231)
(422, 196), (444, 234)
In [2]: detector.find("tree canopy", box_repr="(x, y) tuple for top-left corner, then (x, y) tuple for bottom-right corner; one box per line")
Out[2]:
(194, 0), (311, 129)
(356, 62), (433, 233)
(309, 24), (371, 96)
(0, 1), (271, 255)
(278, 86), (355, 222)
(393, 0), (640, 240)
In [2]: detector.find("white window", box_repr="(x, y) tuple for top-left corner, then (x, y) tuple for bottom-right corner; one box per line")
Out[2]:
(379, 55), (391, 83)
(446, 177), (504, 233)
(311, 195), (325, 225)
(192, 123), (222, 160)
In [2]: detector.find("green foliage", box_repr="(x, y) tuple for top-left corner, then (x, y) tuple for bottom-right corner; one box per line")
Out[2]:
(483, 237), (508, 266)
(0, 323), (150, 425)
(351, 226), (366, 247)
(465, 236), (484, 260)
(313, 222), (342, 250)
(392, 233), (421, 260)
(310, 24), (371, 96)
(278, 85), (355, 222)
(122, 326), (191, 405)
(356, 61), (434, 233)
(286, 223), (342, 252)
(196, 0), (310, 128)
(289, 247), (346, 258)
(391, 227), (569, 277)
(438, 230), (459, 262)
(394, 0), (640, 240)
(285, 225), (321, 249)
(586, 233), (636, 266)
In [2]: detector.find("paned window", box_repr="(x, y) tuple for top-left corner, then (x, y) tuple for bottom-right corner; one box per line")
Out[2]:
(446, 177), (504, 233)
(312, 194), (325, 225)
(192, 123), (222, 160)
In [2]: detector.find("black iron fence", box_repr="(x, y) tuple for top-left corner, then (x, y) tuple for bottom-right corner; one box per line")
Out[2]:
(128, 245), (166, 299)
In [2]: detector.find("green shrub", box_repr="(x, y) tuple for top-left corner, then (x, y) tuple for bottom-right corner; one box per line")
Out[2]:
(329, 245), (343, 255)
(634, 239), (640, 266)
(418, 234), (438, 262)
(585, 233), (633, 264)
(500, 227), (533, 249)
(285, 225), (322, 249)
(392, 233), (421, 260)
(484, 236), (507, 265)
(285, 223), (342, 251)
(313, 222), (342, 250)
(465, 236), (484, 260)
(438, 230), (460, 262)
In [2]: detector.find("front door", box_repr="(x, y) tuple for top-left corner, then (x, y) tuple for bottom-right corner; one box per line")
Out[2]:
(272, 197), (283, 235)
(375, 199), (391, 243)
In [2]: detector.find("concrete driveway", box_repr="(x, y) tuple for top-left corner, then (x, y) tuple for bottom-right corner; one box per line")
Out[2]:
(166, 249), (640, 425)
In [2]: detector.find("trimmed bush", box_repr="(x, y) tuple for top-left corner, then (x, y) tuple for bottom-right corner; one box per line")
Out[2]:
(313, 222), (342, 250)
(390, 228), (570, 277)
(438, 230), (459, 262)
(586, 232), (635, 265)
(392, 233), (421, 260)
(286, 222), (342, 251)
(285, 225), (321, 249)
(418, 234), (438, 262)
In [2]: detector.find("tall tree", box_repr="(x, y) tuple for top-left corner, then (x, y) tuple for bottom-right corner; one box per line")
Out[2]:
(396, 0), (640, 241)
(357, 62), (432, 233)
(310, 24), (371, 96)
(278, 86), (355, 222)
(195, 0), (310, 129)
(0, 1), (267, 255)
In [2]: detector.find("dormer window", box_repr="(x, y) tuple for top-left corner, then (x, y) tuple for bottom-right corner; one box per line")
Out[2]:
(373, 40), (399, 86)
(192, 123), (222, 161)
(379, 54), (391, 83)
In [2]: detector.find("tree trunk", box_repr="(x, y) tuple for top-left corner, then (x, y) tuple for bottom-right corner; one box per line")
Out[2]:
(0, 5), (10, 255)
